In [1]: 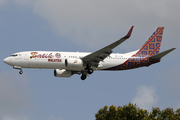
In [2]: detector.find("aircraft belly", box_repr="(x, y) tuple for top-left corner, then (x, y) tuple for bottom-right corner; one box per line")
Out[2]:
(98, 59), (125, 70)
(65, 67), (85, 71)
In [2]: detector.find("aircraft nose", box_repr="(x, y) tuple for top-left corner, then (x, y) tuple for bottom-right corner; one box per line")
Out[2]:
(3, 57), (9, 64)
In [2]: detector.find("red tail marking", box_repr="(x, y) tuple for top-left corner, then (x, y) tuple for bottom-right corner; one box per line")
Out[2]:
(135, 27), (164, 56)
(114, 27), (164, 70)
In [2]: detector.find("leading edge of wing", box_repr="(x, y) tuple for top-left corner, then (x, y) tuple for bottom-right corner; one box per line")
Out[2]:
(104, 26), (134, 50)
(82, 26), (134, 62)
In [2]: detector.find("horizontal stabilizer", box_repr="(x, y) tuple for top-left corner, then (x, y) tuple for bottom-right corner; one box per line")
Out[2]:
(149, 48), (176, 59)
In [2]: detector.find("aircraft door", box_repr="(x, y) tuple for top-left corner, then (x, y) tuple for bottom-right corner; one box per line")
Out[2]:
(24, 54), (29, 60)
(29, 56), (39, 68)
(22, 53), (30, 68)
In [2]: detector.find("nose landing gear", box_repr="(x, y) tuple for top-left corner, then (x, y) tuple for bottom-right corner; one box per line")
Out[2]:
(19, 70), (23, 74)
(13, 66), (23, 75)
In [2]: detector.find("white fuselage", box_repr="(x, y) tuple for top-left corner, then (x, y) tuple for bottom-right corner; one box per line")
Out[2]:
(3, 26), (171, 80)
(3, 50), (138, 71)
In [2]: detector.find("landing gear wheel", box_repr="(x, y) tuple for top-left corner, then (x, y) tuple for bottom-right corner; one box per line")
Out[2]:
(87, 68), (94, 74)
(19, 70), (23, 74)
(81, 74), (87, 80)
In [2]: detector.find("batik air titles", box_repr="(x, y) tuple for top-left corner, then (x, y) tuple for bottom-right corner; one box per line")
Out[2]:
(3, 26), (176, 80)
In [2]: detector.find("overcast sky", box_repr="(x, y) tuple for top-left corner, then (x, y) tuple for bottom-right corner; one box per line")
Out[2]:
(0, 0), (180, 120)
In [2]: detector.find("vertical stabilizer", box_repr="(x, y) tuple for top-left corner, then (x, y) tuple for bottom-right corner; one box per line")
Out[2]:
(135, 27), (164, 56)
(104, 27), (166, 70)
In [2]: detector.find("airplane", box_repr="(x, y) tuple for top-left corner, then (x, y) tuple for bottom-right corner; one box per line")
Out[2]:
(3, 26), (176, 80)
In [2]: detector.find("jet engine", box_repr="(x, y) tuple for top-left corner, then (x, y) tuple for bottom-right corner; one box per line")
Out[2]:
(54, 69), (72, 77)
(65, 58), (83, 67)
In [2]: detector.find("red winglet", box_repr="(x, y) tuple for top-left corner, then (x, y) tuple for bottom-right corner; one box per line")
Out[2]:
(124, 26), (134, 38)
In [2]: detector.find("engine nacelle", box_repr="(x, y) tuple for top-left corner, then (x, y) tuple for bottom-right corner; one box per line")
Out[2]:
(54, 69), (72, 77)
(65, 58), (83, 67)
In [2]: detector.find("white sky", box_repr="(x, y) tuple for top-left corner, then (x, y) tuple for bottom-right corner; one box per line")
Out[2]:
(0, 0), (180, 120)
(132, 85), (158, 111)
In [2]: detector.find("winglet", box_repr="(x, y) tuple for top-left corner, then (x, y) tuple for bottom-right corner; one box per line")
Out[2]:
(124, 26), (134, 39)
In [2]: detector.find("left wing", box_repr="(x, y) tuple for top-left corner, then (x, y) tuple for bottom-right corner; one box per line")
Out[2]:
(82, 26), (134, 68)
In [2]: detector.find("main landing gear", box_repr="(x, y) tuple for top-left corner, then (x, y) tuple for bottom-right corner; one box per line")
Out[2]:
(81, 74), (87, 80)
(87, 68), (93, 74)
(80, 68), (94, 80)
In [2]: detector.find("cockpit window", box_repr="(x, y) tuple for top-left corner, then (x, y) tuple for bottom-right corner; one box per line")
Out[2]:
(10, 54), (18, 57)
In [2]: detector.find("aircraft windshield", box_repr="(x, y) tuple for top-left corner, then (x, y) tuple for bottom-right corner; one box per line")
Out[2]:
(10, 54), (18, 57)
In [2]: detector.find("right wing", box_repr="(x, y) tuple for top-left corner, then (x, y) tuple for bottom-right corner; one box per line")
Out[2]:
(82, 26), (134, 68)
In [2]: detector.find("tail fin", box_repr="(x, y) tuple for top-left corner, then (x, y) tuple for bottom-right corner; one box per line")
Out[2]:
(135, 27), (164, 57)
